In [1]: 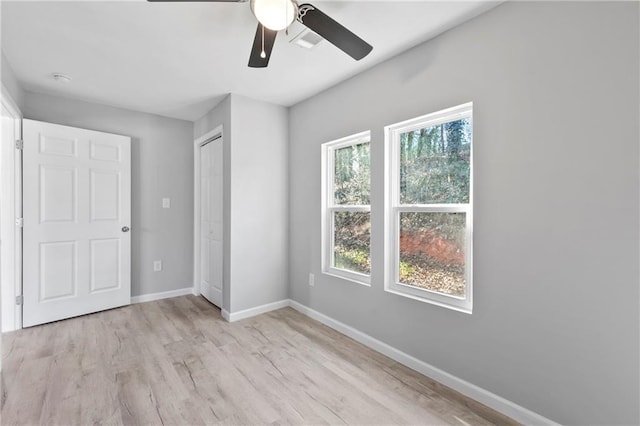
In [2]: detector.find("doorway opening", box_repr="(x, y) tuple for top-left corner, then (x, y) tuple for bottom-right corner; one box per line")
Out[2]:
(1, 87), (22, 332)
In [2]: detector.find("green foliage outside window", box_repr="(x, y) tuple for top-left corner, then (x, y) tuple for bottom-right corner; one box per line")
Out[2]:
(329, 117), (471, 294)
(398, 118), (471, 297)
(331, 142), (371, 276)
(334, 143), (370, 205)
(400, 118), (471, 206)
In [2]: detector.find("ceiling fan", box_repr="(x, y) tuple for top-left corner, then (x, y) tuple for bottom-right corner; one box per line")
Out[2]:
(147, 0), (373, 68)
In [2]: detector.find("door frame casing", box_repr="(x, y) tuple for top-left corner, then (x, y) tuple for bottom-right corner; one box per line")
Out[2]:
(193, 126), (223, 303)
(1, 84), (23, 332)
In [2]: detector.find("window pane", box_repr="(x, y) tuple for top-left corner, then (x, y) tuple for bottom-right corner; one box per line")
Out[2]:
(399, 118), (471, 204)
(333, 211), (370, 275)
(399, 212), (466, 297)
(334, 143), (370, 205)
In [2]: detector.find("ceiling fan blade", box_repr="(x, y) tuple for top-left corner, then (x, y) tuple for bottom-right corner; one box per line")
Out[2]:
(147, 0), (246, 2)
(297, 3), (372, 61)
(248, 23), (277, 68)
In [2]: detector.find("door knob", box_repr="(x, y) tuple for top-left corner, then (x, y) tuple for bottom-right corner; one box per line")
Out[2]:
(122, 226), (130, 232)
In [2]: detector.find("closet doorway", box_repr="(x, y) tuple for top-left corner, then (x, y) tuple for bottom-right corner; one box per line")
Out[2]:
(195, 129), (223, 308)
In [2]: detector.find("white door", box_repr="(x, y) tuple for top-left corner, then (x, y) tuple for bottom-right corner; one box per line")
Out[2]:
(23, 119), (131, 327)
(200, 138), (223, 307)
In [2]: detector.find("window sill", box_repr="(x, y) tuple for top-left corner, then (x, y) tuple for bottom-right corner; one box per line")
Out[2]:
(323, 268), (371, 287)
(384, 286), (472, 314)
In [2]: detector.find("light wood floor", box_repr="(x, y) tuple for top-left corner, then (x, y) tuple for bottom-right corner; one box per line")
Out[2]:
(1, 296), (517, 425)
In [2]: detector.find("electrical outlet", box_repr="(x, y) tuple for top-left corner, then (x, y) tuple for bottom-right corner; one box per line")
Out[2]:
(162, 198), (171, 209)
(309, 273), (315, 287)
(154, 260), (162, 272)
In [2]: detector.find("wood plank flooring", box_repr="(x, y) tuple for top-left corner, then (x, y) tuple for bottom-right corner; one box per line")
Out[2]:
(1, 296), (517, 425)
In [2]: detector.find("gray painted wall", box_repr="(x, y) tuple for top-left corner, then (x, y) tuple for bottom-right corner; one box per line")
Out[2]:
(194, 94), (288, 314)
(23, 91), (194, 297)
(229, 94), (288, 312)
(1, 50), (24, 111)
(288, 2), (639, 425)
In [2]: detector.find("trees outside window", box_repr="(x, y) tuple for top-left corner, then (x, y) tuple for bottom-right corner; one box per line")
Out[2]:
(322, 131), (371, 285)
(385, 103), (473, 312)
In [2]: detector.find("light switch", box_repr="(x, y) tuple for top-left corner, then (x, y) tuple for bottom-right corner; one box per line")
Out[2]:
(154, 260), (162, 272)
(162, 198), (171, 209)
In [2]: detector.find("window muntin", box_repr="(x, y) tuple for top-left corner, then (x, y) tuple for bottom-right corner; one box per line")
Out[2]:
(322, 132), (371, 285)
(386, 103), (473, 312)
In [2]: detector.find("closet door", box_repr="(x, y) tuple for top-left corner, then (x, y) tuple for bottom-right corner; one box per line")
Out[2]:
(199, 137), (223, 308)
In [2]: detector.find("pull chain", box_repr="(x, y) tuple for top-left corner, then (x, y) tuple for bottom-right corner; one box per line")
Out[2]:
(260, 25), (266, 58)
(285, 0), (289, 36)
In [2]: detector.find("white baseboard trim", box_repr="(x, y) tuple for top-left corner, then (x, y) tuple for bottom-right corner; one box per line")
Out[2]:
(196, 296), (554, 424)
(221, 309), (230, 321)
(225, 299), (290, 322)
(287, 299), (557, 426)
(131, 287), (195, 304)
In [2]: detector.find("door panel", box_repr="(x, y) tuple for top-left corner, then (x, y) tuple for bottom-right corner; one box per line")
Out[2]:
(209, 140), (223, 303)
(90, 170), (120, 221)
(23, 119), (131, 327)
(40, 165), (77, 223)
(39, 241), (77, 300)
(39, 134), (77, 157)
(90, 141), (120, 162)
(200, 143), (211, 302)
(90, 238), (120, 292)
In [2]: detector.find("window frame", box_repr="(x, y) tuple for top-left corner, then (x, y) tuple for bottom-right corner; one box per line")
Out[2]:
(321, 131), (372, 286)
(384, 103), (473, 313)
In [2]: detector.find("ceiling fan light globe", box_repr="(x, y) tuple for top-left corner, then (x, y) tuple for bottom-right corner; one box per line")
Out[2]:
(250, 0), (296, 31)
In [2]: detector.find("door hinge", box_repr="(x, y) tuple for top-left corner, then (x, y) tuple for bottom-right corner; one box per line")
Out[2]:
(15, 295), (23, 305)
(16, 217), (23, 228)
(15, 139), (23, 150)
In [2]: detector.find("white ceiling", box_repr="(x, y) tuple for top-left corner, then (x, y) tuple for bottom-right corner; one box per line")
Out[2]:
(1, 1), (500, 121)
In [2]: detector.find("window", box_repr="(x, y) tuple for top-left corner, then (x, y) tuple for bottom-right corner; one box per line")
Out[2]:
(322, 131), (371, 285)
(385, 103), (473, 312)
